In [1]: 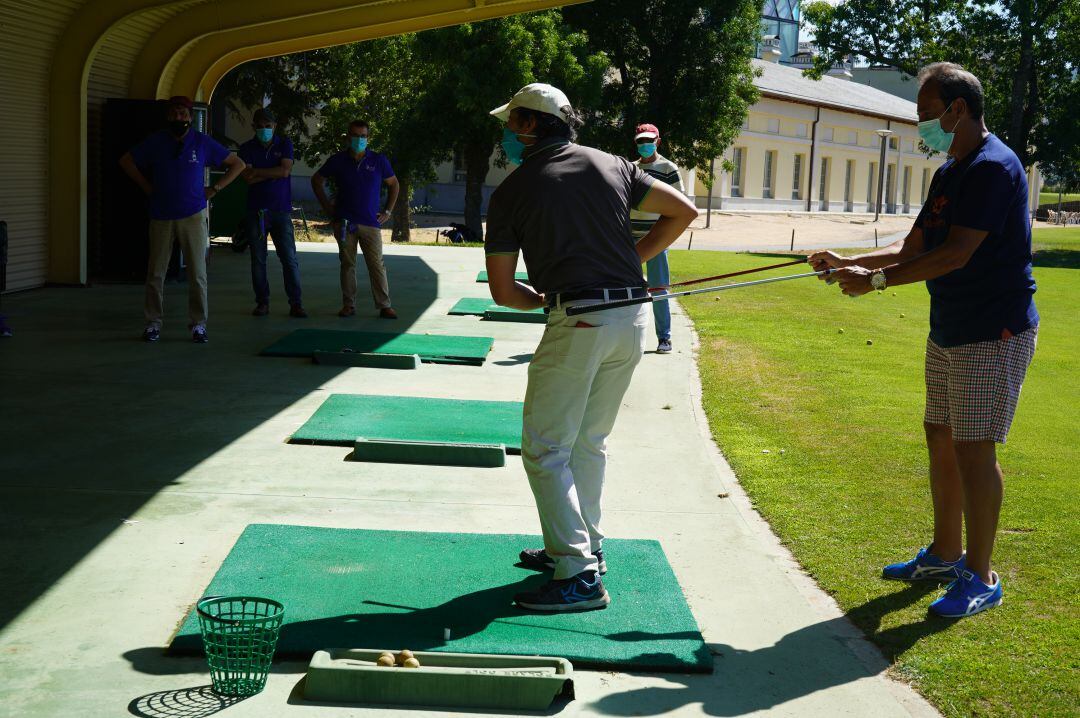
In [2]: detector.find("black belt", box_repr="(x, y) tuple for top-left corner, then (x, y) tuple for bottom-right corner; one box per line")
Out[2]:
(546, 286), (648, 310)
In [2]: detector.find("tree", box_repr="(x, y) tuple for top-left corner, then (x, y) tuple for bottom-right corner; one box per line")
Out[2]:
(802, 0), (1077, 169)
(563, 0), (762, 175)
(417, 12), (607, 240)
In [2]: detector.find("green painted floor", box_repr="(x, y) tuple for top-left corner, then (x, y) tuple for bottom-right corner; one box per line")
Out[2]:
(170, 524), (712, 673)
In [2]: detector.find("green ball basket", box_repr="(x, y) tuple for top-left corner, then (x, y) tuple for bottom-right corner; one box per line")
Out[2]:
(196, 596), (285, 697)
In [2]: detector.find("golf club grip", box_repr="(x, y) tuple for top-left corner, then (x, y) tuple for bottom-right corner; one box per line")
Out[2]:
(565, 295), (652, 316)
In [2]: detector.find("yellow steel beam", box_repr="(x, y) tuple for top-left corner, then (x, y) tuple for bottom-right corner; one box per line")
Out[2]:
(129, 1), (377, 99)
(48, 0), (190, 285)
(166, 0), (590, 100)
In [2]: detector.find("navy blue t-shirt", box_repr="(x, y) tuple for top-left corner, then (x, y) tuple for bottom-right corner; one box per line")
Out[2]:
(914, 134), (1038, 347)
(316, 150), (395, 227)
(238, 135), (293, 213)
(130, 130), (231, 220)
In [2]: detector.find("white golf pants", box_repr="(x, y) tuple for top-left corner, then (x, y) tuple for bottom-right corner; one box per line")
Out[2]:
(521, 301), (648, 579)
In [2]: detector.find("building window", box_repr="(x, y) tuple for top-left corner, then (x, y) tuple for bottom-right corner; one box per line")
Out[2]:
(795, 123), (808, 138)
(452, 150), (467, 183)
(822, 127), (834, 142)
(741, 116), (750, 130)
(886, 163), (896, 210)
(731, 147), (745, 197)
(888, 137), (899, 150)
(767, 118), (780, 134)
(922, 167), (932, 202)
(818, 157), (830, 210)
(867, 162), (878, 209)
(844, 159), (855, 211)
(902, 165), (912, 210)
(792, 154), (804, 200)
(848, 130), (858, 145)
(763, 150), (776, 199)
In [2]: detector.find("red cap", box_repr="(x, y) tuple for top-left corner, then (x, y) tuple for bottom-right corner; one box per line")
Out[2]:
(167, 95), (194, 110)
(634, 123), (659, 139)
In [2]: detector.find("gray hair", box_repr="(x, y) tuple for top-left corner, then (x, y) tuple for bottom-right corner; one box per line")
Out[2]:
(918, 62), (984, 119)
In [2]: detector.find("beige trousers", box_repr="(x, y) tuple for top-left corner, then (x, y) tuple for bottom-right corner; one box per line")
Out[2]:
(336, 223), (391, 309)
(521, 301), (648, 579)
(144, 210), (209, 328)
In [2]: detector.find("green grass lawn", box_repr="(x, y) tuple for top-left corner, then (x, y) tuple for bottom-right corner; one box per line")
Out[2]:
(670, 227), (1078, 717)
(1038, 191), (1080, 207)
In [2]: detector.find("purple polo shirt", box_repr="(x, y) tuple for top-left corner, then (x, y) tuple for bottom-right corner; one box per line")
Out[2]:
(316, 149), (395, 227)
(238, 135), (293, 213)
(130, 129), (231, 220)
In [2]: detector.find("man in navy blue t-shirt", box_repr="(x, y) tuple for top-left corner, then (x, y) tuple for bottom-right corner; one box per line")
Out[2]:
(238, 108), (305, 318)
(311, 120), (400, 319)
(811, 63), (1038, 619)
(120, 96), (246, 343)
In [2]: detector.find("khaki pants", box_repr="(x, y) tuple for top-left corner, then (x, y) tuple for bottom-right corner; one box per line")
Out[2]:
(335, 223), (390, 309)
(522, 301), (648, 579)
(144, 210), (209, 328)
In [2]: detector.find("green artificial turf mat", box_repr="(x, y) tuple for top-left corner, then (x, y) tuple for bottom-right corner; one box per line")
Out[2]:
(449, 297), (546, 323)
(312, 351), (420, 369)
(170, 524), (712, 673)
(291, 394), (524, 450)
(476, 271), (530, 283)
(261, 329), (493, 366)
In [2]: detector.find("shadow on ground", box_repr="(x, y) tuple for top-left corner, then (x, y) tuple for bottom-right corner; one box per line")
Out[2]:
(128, 685), (246, 717)
(1031, 248), (1080, 269)
(0, 247), (438, 632)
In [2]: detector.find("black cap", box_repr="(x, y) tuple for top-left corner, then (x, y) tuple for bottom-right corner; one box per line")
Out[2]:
(253, 108), (276, 124)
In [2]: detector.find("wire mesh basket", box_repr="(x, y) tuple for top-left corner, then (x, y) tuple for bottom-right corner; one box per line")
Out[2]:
(196, 596), (284, 696)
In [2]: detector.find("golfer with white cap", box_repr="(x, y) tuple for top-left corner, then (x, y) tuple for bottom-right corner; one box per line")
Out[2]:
(484, 83), (698, 611)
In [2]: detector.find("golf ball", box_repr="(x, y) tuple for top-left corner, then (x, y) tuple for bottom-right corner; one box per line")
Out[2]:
(838, 328), (845, 334)
(403, 657), (421, 668)
(866, 339), (873, 345)
(377, 655), (395, 667)
(396, 649), (415, 666)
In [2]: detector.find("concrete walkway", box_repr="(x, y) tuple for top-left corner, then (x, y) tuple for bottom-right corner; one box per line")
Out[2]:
(0, 243), (938, 717)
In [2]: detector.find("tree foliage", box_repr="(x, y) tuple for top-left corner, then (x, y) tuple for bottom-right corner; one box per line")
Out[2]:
(802, 0), (1077, 170)
(563, 0), (761, 177)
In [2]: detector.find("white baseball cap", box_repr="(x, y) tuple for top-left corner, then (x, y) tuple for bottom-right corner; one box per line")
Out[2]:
(490, 83), (573, 124)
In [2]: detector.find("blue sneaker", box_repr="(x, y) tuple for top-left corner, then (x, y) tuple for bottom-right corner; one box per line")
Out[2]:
(929, 570), (1002, 618)
(519, 547), (607, 575)
(514, 571), (610, 612)
(882, 545), (965, 582)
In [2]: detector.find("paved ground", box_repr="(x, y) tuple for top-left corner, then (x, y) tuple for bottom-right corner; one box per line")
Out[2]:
(0, 243), (938, 717)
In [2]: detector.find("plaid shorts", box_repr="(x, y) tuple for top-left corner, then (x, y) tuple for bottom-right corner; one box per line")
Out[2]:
(924, 327), (1038, 443)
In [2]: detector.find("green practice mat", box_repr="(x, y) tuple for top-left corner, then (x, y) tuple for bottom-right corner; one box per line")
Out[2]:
(170, 524), (712, 673)
(291, 394), (524, 450)
(449, 297), (546, 323)
(476, 271), (530, 283)
(260, 329), (493, 366)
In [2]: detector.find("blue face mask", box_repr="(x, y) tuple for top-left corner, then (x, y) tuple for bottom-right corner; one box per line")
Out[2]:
(636, 142), (657, 158)
(349, 136), (368, 153)
(256, 128), (273, 143)
(917, 102), (957, 154)
(501, 127), (536, 165)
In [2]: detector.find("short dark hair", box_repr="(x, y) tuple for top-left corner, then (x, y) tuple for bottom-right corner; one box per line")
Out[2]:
(348, 120), (370, 133)
(918, 62), (984, 119)
(512, 106), (583, 142)
(253, 108), (275, 124)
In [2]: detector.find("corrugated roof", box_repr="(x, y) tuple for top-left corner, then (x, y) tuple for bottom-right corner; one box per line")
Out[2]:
(751, 58), (918, 124)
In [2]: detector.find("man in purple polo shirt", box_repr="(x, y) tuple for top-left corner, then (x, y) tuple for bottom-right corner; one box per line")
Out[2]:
(311, 120), (400, 319)
(119, 96), (245, 343)
(238, 108), (306, 318)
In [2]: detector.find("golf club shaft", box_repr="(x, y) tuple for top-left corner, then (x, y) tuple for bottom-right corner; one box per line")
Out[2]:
(565, 270), (832, 316)
(649, 258), (807, 292)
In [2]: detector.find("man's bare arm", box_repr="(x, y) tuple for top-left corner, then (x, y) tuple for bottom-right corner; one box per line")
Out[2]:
(118, 152), (153, 196)
(486, 253), (543, 311)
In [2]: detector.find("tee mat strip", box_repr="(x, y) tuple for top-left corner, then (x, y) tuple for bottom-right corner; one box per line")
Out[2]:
(261, 329), (493, 366)
(291, 394), (524, 451)
(169, 524), (712, 673)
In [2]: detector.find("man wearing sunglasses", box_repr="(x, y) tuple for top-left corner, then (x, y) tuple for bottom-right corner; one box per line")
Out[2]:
(630, 123), (685, 354)
(238, 108), (306, 319)
(120, 96), (245, 343)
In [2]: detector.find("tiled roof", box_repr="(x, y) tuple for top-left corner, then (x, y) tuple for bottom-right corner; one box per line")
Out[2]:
(751, 58), (918, 124)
